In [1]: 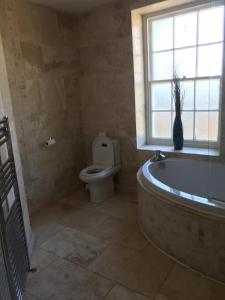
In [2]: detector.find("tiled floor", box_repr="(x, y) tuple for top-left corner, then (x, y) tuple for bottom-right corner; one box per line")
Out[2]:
(25, 191), (225, 300)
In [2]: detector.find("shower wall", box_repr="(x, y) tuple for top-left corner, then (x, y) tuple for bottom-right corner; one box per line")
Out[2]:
(0, 0), (33, 253)
(1, 0), (85, 211)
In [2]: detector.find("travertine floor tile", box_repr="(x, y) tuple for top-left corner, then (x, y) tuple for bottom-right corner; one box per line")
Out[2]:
(59, 190), (94, 207)
(24, 293), (39, 300)
(89, 243), (173, 298)
(96, 193), (138, 223)
(33, 222), (65, 246)
(155, 265), (225, 300)
(89, 216), (148, 251)
(59, 206), (109, 232)
(27, 192), (225, 300)
(40, 227), (107, 267)
(88, 216), (131, 242)
(105, 285), (152, 300)
(31, 202), (85, 227)
(119, 222), (149, 251)
(29, 247), (57, 272)
(26, 258), (114, 300)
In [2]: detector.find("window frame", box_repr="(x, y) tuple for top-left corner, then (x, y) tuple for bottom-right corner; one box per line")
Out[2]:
(143, 0), (225, 149)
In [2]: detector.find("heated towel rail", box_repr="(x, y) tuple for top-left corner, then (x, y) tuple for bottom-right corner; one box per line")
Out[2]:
(0, 116), (30, 300)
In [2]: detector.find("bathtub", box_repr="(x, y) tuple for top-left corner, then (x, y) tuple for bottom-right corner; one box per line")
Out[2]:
(137, 158), (225, 283)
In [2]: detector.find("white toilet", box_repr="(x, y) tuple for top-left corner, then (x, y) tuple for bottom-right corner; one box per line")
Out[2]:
(79, 133), (121, 203)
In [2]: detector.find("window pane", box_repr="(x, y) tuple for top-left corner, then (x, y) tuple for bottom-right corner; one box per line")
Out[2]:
(199, 6), (224, 44)
(152, 51), (173, 80)
(180, 80), (194, 110)
(182, 112), (194, 140)
(175, 48), (196, 78)
(173, 112), (194, 140)
(198, 44), (223, 77)
(152, 112), (171, 138)
(195, 112), (219, 141)
(196, 79), (220, 110)
(152, 17), (173, 51)
(151, 83), (171, 110)
(175, 12), (197, 48)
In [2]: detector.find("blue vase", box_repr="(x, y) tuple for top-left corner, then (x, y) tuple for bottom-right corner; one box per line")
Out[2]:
(173, 114), (183, 150)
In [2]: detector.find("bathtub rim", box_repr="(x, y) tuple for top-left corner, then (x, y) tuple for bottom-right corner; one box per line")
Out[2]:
(138, 159), (225, 221)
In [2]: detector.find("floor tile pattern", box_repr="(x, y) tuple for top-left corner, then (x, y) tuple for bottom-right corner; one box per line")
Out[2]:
(25, 191), (225, 300)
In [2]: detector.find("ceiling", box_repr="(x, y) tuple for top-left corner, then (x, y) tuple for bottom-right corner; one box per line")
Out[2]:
(27, 0), (117, 14)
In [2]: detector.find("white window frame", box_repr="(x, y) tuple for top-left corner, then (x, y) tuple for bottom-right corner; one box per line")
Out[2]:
(143, 0), (225, 149)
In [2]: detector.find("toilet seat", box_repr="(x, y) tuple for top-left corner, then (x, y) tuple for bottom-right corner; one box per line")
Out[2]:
(79, 165), (114, 182)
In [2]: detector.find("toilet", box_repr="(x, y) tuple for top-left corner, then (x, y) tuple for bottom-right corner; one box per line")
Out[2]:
(79, 133), (121, 203)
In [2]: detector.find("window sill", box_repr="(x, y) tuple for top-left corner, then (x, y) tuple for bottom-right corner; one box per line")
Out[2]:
(138, 144), (220, 157)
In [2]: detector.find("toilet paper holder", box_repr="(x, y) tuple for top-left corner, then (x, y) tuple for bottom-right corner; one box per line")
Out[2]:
(45, 137), (56, 147)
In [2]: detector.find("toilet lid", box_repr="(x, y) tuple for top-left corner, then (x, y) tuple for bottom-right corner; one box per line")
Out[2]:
(92, 136), (114, 166)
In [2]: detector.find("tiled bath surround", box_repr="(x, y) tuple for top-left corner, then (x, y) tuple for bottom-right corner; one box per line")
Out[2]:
(138, 183), (225, 284)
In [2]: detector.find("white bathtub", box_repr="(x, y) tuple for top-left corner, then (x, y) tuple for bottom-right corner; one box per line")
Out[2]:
(140, 158), (225, 218)
(138, 158), (225, 283)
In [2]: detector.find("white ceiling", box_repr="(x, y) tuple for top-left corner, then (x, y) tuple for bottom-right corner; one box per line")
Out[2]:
(27, 0), (117, 14)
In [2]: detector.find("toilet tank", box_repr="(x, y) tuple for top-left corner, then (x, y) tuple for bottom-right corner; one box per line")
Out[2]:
(92, 135), (114, 166)
(92, 135), (120, 167)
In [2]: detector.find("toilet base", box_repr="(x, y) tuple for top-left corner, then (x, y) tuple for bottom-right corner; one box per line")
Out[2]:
(88, 177), (114, 203)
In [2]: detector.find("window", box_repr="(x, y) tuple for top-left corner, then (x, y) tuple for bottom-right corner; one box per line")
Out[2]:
(145, 2), (224, 147)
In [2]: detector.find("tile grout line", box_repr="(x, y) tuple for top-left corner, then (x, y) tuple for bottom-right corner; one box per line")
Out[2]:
(27, 248), (59, 275)
(88, 267), (153, 299)
(102, 282), (117, 300)
(153, 262), (176, 300)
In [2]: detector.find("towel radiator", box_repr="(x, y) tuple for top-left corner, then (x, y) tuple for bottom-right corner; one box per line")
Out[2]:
(0, 116), (31, 300)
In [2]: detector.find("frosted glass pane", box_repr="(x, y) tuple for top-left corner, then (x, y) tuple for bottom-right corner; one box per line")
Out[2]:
(198, 44), (223, 77)
(196, 79), (220, 110)
(195, 112), (219, 141)
(153, 51), (173, 80)
(180, 81), (194, 110)
(152, 112), (171, 138)
(173, 112), (194, 140)
(175, 48), (196, 78)
(152, 17), (173, 51)
(199, 6), (224, 44)
(182, 112), (194, 140)
(175, 12), (197, 48)
(151, 83), (171, 110)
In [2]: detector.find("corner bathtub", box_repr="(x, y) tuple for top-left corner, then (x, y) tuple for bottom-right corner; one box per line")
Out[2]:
(137, 158), (225, 283)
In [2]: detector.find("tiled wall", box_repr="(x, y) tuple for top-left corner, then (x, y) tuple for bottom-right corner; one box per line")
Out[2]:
(2, 0), (85, 211)
(77, 0), (142, 192)
(76, 0), (223, 194)
(0, 0), (33, 253)
(2, 0), (219, 211)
